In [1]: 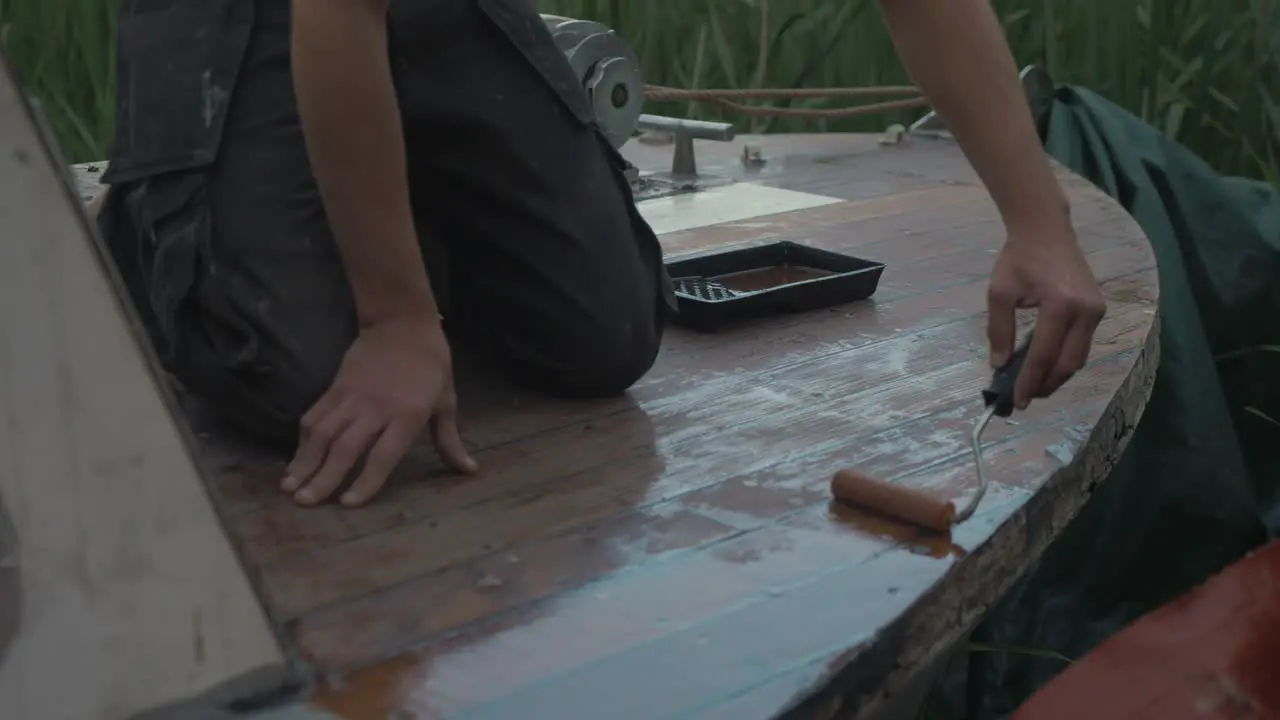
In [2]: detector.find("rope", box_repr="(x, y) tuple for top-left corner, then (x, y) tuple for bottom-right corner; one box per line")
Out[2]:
(643, 84), (929, 119)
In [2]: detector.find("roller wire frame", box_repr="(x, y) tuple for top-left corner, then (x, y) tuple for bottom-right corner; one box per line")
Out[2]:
(958, 404), (1000, 524)
(830, 330), (1035, 532)
(964, 328), (1037, 522)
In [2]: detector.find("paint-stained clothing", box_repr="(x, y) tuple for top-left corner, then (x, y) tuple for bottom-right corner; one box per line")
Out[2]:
(100, 0), (674, 442)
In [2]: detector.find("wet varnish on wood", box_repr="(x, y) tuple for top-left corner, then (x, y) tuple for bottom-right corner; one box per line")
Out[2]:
(73, 133), (1160, 719)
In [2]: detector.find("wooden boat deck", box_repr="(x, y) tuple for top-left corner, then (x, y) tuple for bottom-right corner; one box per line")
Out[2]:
(71, 133), (1160, 719)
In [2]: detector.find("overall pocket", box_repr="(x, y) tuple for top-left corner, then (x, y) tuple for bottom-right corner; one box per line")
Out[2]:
(104, 0), (254, 184)
(126, 172), (262, 377)
(126, 173), (205, 367)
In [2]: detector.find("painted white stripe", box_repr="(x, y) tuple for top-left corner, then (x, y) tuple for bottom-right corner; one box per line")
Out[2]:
(636, 182), (843, 236)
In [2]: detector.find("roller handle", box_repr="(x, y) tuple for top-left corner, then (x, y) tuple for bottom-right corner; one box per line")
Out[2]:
(981, 329), (1035, 418)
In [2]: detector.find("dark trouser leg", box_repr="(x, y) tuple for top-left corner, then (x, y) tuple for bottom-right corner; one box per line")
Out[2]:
(103, 0), (670, 444)
(391, 0), (672, 397)
(103, 3), (356, 443)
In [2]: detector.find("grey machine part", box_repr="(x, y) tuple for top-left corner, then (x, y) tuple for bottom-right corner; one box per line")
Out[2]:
(542, 15), (736, 187)
(541, 15), (646, 149)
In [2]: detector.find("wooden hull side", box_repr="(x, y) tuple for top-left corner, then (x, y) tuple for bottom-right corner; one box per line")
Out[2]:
(1014, 539), (1280, 720)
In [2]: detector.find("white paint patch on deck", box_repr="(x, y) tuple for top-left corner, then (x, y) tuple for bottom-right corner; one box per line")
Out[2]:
(636, 182), (843, 236)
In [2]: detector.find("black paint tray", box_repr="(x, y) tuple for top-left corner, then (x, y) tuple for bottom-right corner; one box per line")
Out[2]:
(665, 241), (885, 332)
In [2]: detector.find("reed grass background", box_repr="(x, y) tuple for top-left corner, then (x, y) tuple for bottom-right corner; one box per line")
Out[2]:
(1, 0), (1276, 183)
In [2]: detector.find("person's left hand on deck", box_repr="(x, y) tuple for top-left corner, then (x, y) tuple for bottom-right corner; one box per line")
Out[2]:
(280, 315), (478, 507)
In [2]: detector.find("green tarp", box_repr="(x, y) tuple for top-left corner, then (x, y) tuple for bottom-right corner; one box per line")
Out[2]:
(929, 82), (1280, 718)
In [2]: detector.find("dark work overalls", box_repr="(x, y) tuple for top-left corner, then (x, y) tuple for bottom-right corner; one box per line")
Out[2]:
(100, 0), (675, 443)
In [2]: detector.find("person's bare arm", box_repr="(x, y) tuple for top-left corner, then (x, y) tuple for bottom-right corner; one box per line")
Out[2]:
(878, 0), (1105, 407)
(291, 0), (434, 325)
(284, 0), (475, 508)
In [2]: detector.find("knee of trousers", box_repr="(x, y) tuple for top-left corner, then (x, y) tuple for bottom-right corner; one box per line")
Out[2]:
(529, 303), (666, 399)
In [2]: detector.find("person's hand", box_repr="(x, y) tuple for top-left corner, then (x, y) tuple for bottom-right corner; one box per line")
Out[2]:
(280, 313), (478, 507)
(987, 223), (1107, 410)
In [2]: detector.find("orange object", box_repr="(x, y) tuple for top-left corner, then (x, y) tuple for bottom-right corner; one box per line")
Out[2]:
(829, 404), (999, 532)
(1012, 539), (1280, 720)
(830, 469), (956, 532)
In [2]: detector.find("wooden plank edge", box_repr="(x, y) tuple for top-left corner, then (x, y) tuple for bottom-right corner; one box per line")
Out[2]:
(0, 55), (313, 717)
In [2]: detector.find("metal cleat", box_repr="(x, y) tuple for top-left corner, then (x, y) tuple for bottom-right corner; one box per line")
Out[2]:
(635, 114), (736, 180)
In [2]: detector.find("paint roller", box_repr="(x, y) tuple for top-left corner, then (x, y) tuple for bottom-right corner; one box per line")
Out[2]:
(830, 330), (1035, 532)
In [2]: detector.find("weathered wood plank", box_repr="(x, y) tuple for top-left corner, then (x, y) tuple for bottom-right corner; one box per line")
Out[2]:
(0, 58), (294, 719)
